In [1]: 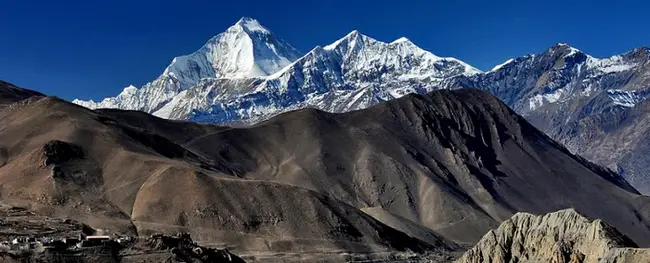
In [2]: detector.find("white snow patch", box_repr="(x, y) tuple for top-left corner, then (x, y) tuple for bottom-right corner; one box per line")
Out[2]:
(581, 84), (594, 96)
(391, 37), (411, 44)
(324, 30), (361, 51)
(528, 89), (565, 110)
(72, 99), (98, 109)
(565, 47), (581, 57)
(235, 17), (270, 34)
(586, 55), (636, 74)
(607, 89), (640, 107)
(120, 85), (137, 95)
(490, 58), (515, 72)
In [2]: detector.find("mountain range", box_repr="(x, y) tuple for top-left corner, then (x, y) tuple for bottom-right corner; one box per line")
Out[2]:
(73, 17), (650, 196)
(72, 17), (481, 124)
(4, 80), (650, 262)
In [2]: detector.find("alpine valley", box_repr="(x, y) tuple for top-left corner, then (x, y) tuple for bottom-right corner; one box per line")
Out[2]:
(74, 18), (650, 196)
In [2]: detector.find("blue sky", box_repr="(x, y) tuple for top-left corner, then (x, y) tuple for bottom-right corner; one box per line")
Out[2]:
(1, 0), (648, 101)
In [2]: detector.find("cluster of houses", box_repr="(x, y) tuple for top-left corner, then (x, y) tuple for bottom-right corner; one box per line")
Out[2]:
(0, 233), (134, 252)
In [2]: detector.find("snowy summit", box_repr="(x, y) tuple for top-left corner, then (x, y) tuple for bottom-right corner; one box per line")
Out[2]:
(73, 18), (487, 125)
(74, 17), (302, 113)
(233, 17), (271, 34)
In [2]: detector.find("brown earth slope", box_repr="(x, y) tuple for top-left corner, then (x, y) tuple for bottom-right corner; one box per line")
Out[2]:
(1, 81), (650, 256)
(0, 82), (441, 256)
(112, 88), (650, 245)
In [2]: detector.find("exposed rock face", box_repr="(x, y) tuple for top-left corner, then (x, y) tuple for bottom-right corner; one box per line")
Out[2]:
(549, 98), (650, 194)
(42, 140), (85, 166)
(455, 209), (649, 263)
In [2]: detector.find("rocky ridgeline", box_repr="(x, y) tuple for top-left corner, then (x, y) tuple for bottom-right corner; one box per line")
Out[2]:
(455, 209), (649, 263)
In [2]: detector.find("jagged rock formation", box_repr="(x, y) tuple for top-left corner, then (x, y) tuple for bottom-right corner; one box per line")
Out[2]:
(455, 209), (650, 263)
(42, 140), (85, 166)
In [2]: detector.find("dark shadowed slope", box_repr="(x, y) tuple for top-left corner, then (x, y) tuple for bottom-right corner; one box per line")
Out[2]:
(0, 80), (44, 105)
(1, 80), (650, 257)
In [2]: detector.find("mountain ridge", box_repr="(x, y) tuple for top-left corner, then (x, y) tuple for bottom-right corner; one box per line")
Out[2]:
(160, 28), (482, 124)
(72, 18), (481, 123)
(72, 18), (648, 127)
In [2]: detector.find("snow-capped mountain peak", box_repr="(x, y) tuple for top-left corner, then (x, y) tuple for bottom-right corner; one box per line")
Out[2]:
(232, 17), (271, 34)
(73, 17), (301, 113)
(121, 85), (137, 95)
(75, 22), (485, 123)
(162, 17), (301, 83)
(391, 37), (411, 44)
(490, 58), (515, 72)
(321, 30), (481, 76)
(323, 30), (367, 51)
(548, 42), (584, 58)
(467, 43), (648, 116)
(148, 29), (487, 123)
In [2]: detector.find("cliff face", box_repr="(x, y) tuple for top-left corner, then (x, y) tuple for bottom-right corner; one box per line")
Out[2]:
(455, 209), (649, 263)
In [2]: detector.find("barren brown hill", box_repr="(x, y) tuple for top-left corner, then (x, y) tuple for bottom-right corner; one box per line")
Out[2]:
(0, 80), (44, 106)
(1, 80), (650, 260)
(0, 82), (444, 257)
(112, 88), (650, 246)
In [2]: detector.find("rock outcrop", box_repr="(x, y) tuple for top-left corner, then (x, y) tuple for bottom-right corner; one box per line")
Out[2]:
(455, 209), (650, 263)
